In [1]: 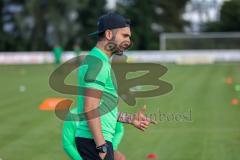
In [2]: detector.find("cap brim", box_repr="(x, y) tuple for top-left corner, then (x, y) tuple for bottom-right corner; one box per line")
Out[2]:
(88, 31), (99, 36)
(88, 30), (105, 36)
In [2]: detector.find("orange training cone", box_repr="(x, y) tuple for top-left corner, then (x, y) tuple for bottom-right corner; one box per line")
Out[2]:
(39, 98), (69, 110)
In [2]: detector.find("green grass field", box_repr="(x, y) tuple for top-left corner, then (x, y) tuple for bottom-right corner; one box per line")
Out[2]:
(0, 63), (240, 160)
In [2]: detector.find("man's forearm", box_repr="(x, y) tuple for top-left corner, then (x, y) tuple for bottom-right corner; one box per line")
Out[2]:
(87, 116), (106, 146)
(117, 112), (133, 124)
(84, 89), (106, 146)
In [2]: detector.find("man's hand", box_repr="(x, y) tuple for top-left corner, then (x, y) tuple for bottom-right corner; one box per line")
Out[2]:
(99, 152), (107, 160)
(132, 105), (157, 131)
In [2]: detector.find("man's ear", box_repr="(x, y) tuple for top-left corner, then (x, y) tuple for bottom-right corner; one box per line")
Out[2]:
(105, 30), (113, 40)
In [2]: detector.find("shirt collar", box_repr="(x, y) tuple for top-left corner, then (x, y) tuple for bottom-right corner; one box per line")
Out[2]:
(93, 47), (110, 62)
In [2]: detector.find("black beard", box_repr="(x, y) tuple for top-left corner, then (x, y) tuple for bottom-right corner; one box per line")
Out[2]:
(110, 45), (125, 56)
(115, 52), (123, 56)
(113, 48), (124, 56)
(104, 40), (131, 56)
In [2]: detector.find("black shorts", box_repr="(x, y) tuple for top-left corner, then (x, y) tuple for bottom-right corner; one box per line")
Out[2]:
(75, 137), (114, 160)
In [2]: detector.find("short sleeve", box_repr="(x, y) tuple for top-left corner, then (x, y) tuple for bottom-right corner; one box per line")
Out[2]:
(83, 56), (109, 91)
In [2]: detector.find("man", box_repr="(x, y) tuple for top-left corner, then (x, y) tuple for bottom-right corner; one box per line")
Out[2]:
(52, 44), (63, 64)
(75, 13), (156, 160)
(62, 107), (126, 160)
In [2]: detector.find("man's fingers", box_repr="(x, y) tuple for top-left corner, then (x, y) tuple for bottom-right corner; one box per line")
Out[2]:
(99, 152), (107, 160)
(140, 123), (148, 129)
(140, 105), (147, 113)
(141, 120), (150, 126)
(147, 117), (158, 124)
(150, 119), (158, 124)
(140, 117), (157, 124)
(138, 126), (145, 131)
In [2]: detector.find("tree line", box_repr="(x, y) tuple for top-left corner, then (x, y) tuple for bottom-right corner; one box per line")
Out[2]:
(0, 0), (239, 51)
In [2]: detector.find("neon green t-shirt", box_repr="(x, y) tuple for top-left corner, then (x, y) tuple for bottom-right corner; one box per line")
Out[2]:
(75, 47), (119, 142)
(53, 46), (63, 64)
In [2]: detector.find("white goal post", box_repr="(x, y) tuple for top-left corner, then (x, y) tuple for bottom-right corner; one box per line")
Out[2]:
(159, 32), (240, 50)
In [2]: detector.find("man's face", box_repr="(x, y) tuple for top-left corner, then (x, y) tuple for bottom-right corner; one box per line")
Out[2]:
(105, 27), (132, 55)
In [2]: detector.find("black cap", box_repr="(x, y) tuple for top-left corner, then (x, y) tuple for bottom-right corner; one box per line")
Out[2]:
(88, 13), (130, 36)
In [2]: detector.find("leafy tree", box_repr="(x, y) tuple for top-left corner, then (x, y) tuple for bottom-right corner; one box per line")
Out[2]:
(18, 0), (82, 50)
(0, 0), (5, 50)
(1, 0), (107, 51)
(116, 0), (190, 50)
(1, 0), (190, 51)
(205, 0), (240, 32)
(75, 0), (107, 50)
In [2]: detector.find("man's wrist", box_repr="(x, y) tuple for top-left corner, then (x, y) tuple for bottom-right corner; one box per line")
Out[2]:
(96, 143), (108, 153)
(96, 139), (106, 147)
(118, 112), (134, 124)
(96, 141), (106, 147)
(94, 133), (106, 147)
